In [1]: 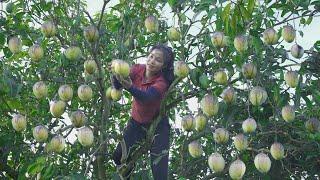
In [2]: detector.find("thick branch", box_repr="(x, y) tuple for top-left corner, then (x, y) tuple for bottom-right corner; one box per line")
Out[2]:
(87, 1), (111, 179)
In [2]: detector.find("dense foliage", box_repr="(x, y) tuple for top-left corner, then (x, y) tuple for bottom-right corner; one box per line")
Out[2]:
(0, 0), (320, 179)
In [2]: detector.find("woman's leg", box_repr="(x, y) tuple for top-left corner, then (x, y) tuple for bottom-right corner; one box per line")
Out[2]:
(150, 118), (170, 180)
(112, 118), (147, 179)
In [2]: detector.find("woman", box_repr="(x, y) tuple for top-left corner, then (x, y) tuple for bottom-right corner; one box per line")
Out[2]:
(111, 44), (175, 180)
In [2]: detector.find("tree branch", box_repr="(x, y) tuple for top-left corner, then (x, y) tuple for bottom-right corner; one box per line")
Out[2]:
(274, 10), (319, 26)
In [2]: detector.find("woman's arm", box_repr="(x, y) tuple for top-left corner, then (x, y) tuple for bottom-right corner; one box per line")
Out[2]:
(110, 64), (140, 89)
(114, 75), (163, 102)
(112, 75), (123, 89)
(127, 85), (161, 102)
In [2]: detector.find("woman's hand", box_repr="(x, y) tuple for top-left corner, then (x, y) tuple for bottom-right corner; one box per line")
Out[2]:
(115, 74), (132, 89)
(107, 62), (112, 72)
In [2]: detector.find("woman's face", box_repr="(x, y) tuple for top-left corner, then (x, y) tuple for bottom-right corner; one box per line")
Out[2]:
(146, 49), (165, 74)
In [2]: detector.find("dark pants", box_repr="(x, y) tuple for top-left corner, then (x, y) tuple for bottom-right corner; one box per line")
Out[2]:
(112, 117), (170, 180)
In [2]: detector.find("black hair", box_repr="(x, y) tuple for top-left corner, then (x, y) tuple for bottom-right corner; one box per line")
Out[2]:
(149, 44), (175, 86)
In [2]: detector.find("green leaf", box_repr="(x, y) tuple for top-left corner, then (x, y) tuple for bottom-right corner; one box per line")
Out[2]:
(312, 89), (320, 105)
(252, 36), (264, 56)
(314, 40), (320, 52)
(232, 54), (244, 67)
(27, 163), (44, 175)
(230, 13), (237, 32)
(68, 173), (87, 180)
(273, 84), (280, 106)
(42, 164), (55, 179)
(27, 157), (47, 175)
(0, 32), (5, 48)
(302, 95), (313, 108)
(6, 99), (24, 110)
(248, 0), (256, 14)
(168, 0), (177, 7)
(222, 3), (231, 22)
(306, 16), (313, 25)
(240, 6), (251, 20)
(299, 30), (304, 37)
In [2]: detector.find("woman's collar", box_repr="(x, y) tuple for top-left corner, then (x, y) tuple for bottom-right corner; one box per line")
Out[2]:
(142, 65), (162, 83)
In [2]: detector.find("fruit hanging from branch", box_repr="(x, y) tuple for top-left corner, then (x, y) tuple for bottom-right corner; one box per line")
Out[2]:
(242, 62), (257, 79)
(214, 128), (229, 144)
(77, 127), (94, 147)
(105, 87), (112, 99)
(144, 15), (159, 33)
(281, 105), (295, 122)
(249, 86), (268, 106)
(181, 115), (195, 132)
(83, 25), (99, 42)
(114, 60), (130, 78)
(174, 61), (189, 78)
(305, 118), (320, 133)
(242, 118), (257, 133)
(211, 31), (228, 48)
(50, 135), (65, 153)
(263, 28), (279, 45)
(284, 71), (299, 88)
(84, 59), (98, 74)
(254, 153), (271, 173)
(194, 113), (207, 132)
(229, 159), (246, 180)
(208, 153), (225, 173)
(64, 46), (82, 60)
(188, 140), (203, 158)
(214, 70), (228, 85)
(110, 88), (122, 101)
(28, 44), (44, 61)
(290, 44), (304, 58)
(8, 36), (22, 54)
(234, 35), (248, 53)
(221, 87), (236, 104)
(199, 74), (210, 89)
(41, 21), (57, 37)
(282, 25), (296, 43)
(70, 110), (87, 128)
(12, 114), (27, 132)
(58, 84), (73, 102)
(200, 94), (219, 117)
(270, 142), (285, 160)
(33, 81), (48, 99)
(167, 27), (180, 41)
(33, 125), (49, 142)
(50, 100), (66, 117)
(110, 59), (121, 73)
(233, 134), (248, 151)
(77, 85), (93, 101)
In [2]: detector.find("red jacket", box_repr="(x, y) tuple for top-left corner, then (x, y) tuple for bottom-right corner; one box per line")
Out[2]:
(127, 64), (169, 124)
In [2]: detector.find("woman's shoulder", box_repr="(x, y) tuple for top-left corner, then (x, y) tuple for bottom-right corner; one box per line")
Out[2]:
(132, 63), (145, 67)
(131, 63), (145, 70)
(130, 64), (145, 75)
(156, 74), (169, 89)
